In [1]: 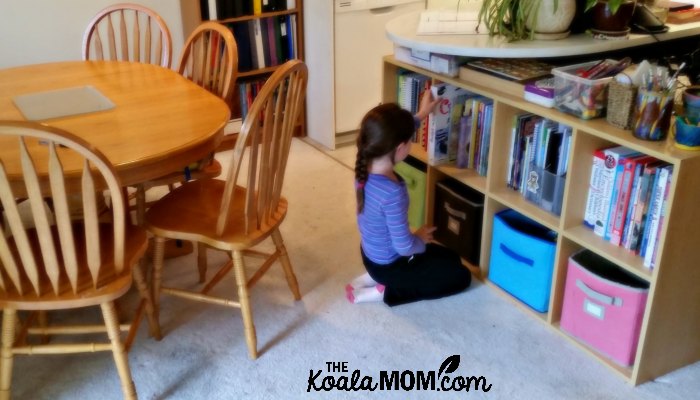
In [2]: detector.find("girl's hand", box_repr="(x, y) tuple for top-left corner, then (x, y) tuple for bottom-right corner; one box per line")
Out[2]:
(415, 91), (441, 122)
(415, 225), (436, 243)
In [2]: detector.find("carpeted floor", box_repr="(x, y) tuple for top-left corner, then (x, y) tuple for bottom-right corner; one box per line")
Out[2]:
(11, 138), (700, 399)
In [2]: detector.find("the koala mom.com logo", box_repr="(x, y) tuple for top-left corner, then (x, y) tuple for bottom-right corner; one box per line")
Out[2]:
(307, 355), (492, 393)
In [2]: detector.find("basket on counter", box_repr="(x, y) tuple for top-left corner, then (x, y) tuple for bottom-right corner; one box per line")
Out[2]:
(607, 80), (638, 130)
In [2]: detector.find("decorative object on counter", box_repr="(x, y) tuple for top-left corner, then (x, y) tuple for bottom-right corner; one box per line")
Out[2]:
(606, 59), (647, 129)
(682, 85), (700, 119)
(478, 0), (576, 41)
(527, 0), (577, 39)
(672, 115), (700, 149)
(632, 62), (678, 140)
(586, 0), (638, 38)
(607, 80), (637, 129)
(633, 88), (674, 140)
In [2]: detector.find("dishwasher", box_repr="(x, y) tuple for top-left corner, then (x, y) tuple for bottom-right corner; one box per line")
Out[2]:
(334, 0), (425, 140)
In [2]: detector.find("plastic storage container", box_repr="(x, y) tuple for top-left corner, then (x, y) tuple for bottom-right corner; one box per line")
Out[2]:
(553, 60), (615, 119)
(560, 249), (649, 367)
(433, 179), (484, 264)
(394, 158), (427, 229)
(488, 209), (557, 312)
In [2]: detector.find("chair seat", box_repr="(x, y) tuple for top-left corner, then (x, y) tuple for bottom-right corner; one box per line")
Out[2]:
(0, 224), (147, 310)
(144, 179), (287, 251)
(140, 159), (222, 190)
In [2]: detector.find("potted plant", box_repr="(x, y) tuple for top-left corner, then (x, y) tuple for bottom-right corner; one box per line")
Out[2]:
(585, 0), (637, 34)
(478, 0), (576, 41)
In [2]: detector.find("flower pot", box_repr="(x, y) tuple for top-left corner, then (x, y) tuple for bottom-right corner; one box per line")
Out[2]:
(590, 0), (637, 33)
(526, 0), (578, 39)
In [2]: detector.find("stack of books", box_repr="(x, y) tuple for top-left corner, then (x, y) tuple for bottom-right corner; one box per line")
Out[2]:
(583, 146), (673, 269)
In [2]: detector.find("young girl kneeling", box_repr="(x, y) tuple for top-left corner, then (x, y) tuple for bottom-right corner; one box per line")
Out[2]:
(348, 100), (472, 306)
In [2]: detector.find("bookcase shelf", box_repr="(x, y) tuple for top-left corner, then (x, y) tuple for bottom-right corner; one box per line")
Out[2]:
(200, 0), (306, 151)
(384, 55), (700, 386)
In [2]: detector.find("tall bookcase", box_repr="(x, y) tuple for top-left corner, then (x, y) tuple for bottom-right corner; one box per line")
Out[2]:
(383, 55), (700, 385)
(199, 0), (305, 150)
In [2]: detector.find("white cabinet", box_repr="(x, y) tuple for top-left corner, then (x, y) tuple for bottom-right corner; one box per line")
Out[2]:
(304, 0), (424, 149)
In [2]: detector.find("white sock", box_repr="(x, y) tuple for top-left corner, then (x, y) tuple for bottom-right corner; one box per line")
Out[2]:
(346, 285), (385, 304)
(345, 272), (378, 291)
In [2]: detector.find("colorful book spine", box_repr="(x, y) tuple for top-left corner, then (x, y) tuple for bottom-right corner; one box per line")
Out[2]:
(644, 166), (672, 268)
(594, 146), (639, 238)
(584, 149), (606, 229)
(609, 155), (655, 246)
(640, 166), (665, 259)
(621, 162), (644, 249)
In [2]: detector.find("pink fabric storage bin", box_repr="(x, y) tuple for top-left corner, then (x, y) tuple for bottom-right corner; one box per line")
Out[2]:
(560, 250), (649, 367)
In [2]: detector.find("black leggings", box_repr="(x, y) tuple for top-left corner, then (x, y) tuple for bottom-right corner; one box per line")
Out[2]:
(361, 243), (472, 307)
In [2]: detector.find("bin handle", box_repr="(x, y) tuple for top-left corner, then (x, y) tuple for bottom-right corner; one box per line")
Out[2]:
(499, 243), (533, 267)
(444, 203), (467, 220)
(575, 279), (623, 307)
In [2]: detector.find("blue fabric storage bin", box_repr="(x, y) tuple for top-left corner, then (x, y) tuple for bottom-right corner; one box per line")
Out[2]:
(488, 209), (557, 312)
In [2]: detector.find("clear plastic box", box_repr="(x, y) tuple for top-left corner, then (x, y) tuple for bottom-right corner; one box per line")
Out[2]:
(553, 60), (616, 119)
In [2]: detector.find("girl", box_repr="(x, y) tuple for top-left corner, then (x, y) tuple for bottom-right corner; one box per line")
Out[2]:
(347, 97), (472, 306)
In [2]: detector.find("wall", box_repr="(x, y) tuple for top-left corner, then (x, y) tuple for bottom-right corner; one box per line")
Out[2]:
(0, 0), (199, 69)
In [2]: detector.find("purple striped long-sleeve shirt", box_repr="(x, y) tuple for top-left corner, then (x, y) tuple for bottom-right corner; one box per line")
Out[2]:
(357, 173), (426, 264)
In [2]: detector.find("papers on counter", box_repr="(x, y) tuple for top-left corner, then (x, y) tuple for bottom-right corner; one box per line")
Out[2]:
(417, 10), (484, 35)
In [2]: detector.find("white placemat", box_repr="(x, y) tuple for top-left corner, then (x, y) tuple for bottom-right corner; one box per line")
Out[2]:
(12, 85), (115, 121)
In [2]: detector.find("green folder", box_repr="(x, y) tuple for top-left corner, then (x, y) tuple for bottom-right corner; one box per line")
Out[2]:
(394, 161), (427, 229)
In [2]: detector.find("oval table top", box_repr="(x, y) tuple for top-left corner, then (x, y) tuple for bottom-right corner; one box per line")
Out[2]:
(0, 61), (230, 190)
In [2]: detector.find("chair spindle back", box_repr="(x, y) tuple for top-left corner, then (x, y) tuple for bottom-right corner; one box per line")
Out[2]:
(178, 22), (238, 102)
(217, 60), (308, 236)
(82, 3), (173, 68)
(0, 122), (126, 297)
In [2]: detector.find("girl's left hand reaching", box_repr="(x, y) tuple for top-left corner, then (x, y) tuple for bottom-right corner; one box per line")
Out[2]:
(414, 225), (436, 244)
(414, 90), (441, 122)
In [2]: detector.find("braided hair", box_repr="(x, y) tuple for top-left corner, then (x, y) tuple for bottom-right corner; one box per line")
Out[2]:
(355, 103), (415, 214)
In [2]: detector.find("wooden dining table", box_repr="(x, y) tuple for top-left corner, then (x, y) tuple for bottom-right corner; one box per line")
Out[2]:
(0, 60), (230, 196)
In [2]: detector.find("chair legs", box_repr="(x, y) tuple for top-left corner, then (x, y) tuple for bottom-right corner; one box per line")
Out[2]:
(197, 242), (208, 283)
(151, 236), (166, 322)
(101, 302), (137, 400)
(232, 250), (257, 359)
(132, 261), (161, 340)
(271, 229), (301, 300)
(1, 309), (17, 400)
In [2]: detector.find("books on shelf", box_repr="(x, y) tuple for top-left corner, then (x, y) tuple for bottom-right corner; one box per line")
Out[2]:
(591, 146), (640, 238)
(508, 114), (571, 215)
(427, 83), (471, 165)
(582, 145), (673, 266)
(227, 16), (297, 72)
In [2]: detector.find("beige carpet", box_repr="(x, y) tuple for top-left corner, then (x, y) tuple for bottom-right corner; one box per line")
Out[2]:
(11, 138), (700, 399)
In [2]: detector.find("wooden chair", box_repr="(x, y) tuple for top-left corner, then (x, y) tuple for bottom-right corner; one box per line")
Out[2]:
(133, 21), (238, 225)
(0, 121), (160, 400)
(82, 3), (173, 68)
(144, 60), (307, 359)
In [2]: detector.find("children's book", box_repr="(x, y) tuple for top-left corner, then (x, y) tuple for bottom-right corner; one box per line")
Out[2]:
(593, 146), (640, 238)
(427, 83), (470, 165)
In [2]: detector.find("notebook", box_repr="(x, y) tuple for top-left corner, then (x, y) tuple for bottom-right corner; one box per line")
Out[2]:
(13, 85), (115, 121)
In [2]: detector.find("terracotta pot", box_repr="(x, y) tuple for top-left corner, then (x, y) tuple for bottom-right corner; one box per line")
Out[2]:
(590, 0), (637, 32)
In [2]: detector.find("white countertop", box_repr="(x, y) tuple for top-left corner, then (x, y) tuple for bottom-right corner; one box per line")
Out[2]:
(386, 11), (700, 58)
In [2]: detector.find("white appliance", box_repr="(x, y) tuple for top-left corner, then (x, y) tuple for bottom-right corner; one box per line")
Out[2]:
(335, 0), (425, 136)
(304, 0), (425, 149)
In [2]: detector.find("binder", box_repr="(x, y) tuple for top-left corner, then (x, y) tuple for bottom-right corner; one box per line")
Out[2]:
(231, 23), (253, 72)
